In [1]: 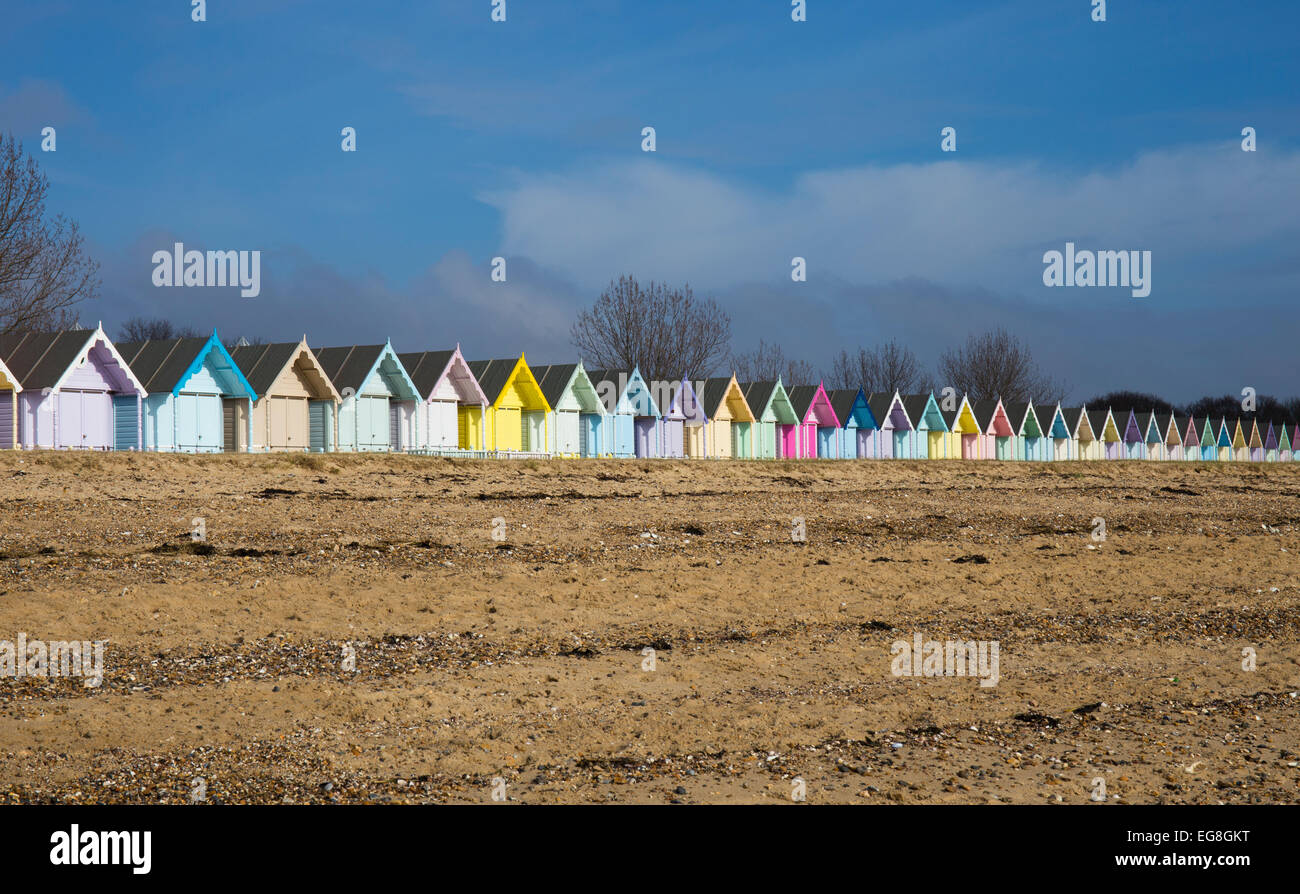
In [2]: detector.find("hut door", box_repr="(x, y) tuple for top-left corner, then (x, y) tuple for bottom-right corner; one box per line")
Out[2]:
(389, 403), (401, 451)
(0, 391), (12, 449)
(308, 400), (330, 452)
(113, 395), (139, 451)
(729, 423), (739, 457)
(578, 415), (589, 455)
(222, 399), (239, 452)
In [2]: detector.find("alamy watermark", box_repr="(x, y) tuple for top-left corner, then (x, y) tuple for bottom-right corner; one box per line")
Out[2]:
(891, 632), (999, 687)
(1042, 242), (1151, 298)
(152, 242), (261, 297)
(1, 633), (106, 687)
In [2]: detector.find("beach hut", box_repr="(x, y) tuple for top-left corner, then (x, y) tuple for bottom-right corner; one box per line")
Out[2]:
(1230, 418), (1249, 461)
(902, 393), (948, 459)
(867, 391), (915, 459)
(316, 342), (420, 452)
(398, 346), (488, 452)
(1177, 414), (1197, 461)
(1086, 408), (1122, 460)
(1002, 401), (1042, 461)
(1063, 408), (1096, 460)
(532, 362), (607, 457)
(972, 399), (1015, 460)
(1263, 421), (1279, 463)
(1156, 412), (1179, 461)
(467, 355), (550, 454)
(0, 325), (146, 450)
(947, 394), (984, 459)
(1247, 419), (1264, 462)
(828, 388), (879, 458)
(1037, 403), (1068, 461)
(788, 383), (841, 458)
(1213, 418), (1232, 461)
(702, 375), (755, 459)
(1199, 417), (1218, 461)
(1121, 410), (1145, 459)
(229, 340), (340, 452)
(0, 353), (21, 449)
(669, 377), (708, 458)
(588, 367), (661, 458)
(1280, 423), (1295, 462)
(742, 380), (799, 459)
(118, 333), (257, 452)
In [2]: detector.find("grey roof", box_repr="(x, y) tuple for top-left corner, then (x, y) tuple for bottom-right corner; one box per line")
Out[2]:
(1134, 411), (1155, 436)
(1060, 407), (1084, 433)
(741, 381), (778, 417)
(532, 363), (578, 408)
(229, 342), (302, 395)
(315, 345), (386, 393)
(866, 392), (894, 425)
(1002, 401), (1031, 431)
(701, 377), (737, 417)
(786, 385), (820, 419)
(902, 394), (934, 427)
(468, 358), (526, 402)
(972, 399), (1001, 430)
(397, 350), (455, 401)
(0, 329), (95, 389)
(118, 337), (210, 393)
(827, 389), (863, 423)
(1086, 409), (1110, 435)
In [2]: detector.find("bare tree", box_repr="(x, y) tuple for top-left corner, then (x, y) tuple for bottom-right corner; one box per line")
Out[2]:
(938, 328), (1066, 404)
(571, 275), (731, 382)
(0, 134), (99, 334)
(118, 316), (201, 342)
(830, 339), (933, 394)
(731, 339), (819, 386)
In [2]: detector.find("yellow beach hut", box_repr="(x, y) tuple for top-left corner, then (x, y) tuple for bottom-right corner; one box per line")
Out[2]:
(467, 354), (551, 454)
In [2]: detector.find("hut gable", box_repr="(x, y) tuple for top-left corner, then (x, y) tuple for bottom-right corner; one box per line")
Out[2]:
(316, 343), (418, 401)
(787, 383), (839, 427)
(398, 347), (488, 405)
(119, 334), (255, 399)
(702, 375), (753, 423)
(973, 399), (1014, 436)
(0, 326), (144, 395)
(469, 355), (550, 412)
(828, 388), (876, 430)
(230, 341), (339, 402)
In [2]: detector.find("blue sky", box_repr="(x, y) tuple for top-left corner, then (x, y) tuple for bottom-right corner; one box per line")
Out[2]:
(3, 0), (1298, 401)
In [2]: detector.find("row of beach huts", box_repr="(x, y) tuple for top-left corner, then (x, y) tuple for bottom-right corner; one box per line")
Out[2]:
(0, 325), (1294, 462)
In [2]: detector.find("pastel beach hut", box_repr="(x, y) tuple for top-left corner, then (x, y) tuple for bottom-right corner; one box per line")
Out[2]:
(1199, 417), (1219, 461)
(1176, 414), (1198, 461)
(397, 347), (489, 452)
(902, 393), (948, 459)
(1247, 419), (1264, 462)
(0, 325), (146, 450)
(702, 375), (755, 459)
(653, 376), (689, 458)
(1138, 411), (1164, 460)
(828, 388), (879, 458)
(1038, 403), (1070, 461)
(118, 333), (257, 452)
(1230, 418), (1249, 462)
(1062, 408), (1095, 460)
(0, 353), (22, 449)
(1120, 409), (1145, 459)
(867, 391), (915, 459)
(1263, 421), (1279, 463)
(316, 342), (421, 452)
(1280, 423), (1295, 462)
(1002, 401), (1042, 461)
(588, 367), (661, 458)
(1087, 408), (1122, 460)
(230, 339), (340, 452)
(532, 362), (607, 457)
(947, 394), (984, 459)
(1156, 412), (1178, 461)
(467, 355), (550, 454)
(741, 380), (799, 459)
(669, 377), (709, 457)
(788, 383), (842, 458)
(972, 399), (1015, 460)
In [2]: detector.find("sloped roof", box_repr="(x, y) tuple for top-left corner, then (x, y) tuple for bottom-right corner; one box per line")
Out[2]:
(0, 330), (93, 389)
(1060, 407), (1084, 433)
(702, 377), (737, 417)
(315, 345), (387, 393)
(229, 342), (303, 395)
(972, 399), (1001, 430)
(901, 394), (933, 426)
(866, 392), (894, 425)
(1086, 409), (1110, 435)
(1003, 401), (1031, 431)
(397, 350), (455, 401)
(828, 388), (863, 423)
(118, 337), (212, 394)
(468, 358), (522, 402)
(532, 363), (578, 409)
(741, 381), (778, 416)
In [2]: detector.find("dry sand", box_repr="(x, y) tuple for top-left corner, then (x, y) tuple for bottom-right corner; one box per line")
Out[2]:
(0, 451), (1297, 804)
